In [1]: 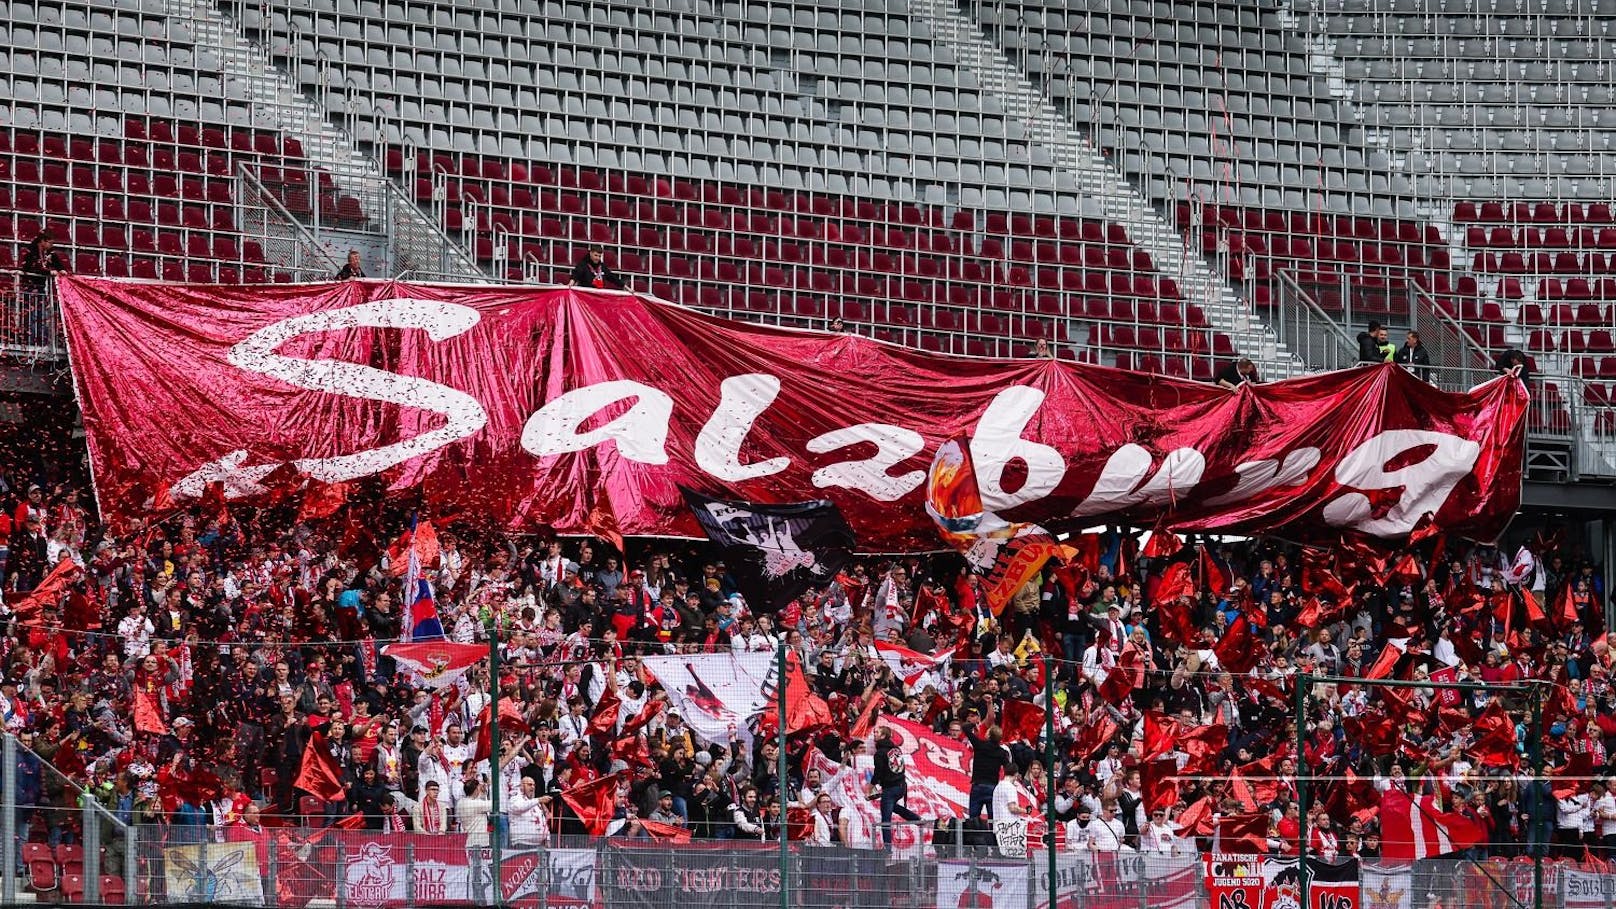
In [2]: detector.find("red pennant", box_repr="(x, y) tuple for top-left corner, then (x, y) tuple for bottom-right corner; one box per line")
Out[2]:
(1522, 589), (1548, 626)
(294, 731), (347, 802)
(1098, 648), (1143, 703)
(1141, 529), (1183, 560)
(473, 699), (531, 765)
(1365, 639), (1407, 680)
(619, 699), (664, 738)
(1142, 711), (1182, 761)
(1554, 582), (1580, 628)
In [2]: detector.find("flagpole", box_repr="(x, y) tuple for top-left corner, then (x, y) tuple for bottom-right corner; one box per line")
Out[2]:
(777, 641), (789, 909)
(1042, 654), (1057, 909)
(1295, 671), (1310, 909)
(489, 613), (503, 909)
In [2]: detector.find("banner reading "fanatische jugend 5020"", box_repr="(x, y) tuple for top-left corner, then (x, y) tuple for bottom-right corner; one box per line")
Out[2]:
(57, 277), (1527, 548)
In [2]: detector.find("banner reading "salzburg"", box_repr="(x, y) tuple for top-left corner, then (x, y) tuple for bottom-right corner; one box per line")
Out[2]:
(56, 278), (1528, 548)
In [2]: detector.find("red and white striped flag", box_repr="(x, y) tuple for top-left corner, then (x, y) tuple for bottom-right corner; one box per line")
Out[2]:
(872, 641), (952, 687)
(1379, 788), (1485, 861)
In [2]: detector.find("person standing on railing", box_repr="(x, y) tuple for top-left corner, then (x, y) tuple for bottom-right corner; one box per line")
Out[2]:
(1394, 331), (1432, 382)
(1356, 320), (1394, 364)
(18, 231), (67, 347)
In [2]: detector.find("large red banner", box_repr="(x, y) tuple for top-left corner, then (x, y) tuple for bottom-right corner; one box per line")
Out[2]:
(56, 278), (1527, 548)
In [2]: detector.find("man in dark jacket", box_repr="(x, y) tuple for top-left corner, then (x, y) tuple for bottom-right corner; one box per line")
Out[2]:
(964, 718), (1011, 820)
(871, 725), (921, 844)
(1356, 321), (1394, 364)
(567, 247), (626, 289)
(1394, 330), (1432, 381)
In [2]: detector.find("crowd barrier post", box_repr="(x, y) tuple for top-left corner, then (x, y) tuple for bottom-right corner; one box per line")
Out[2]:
(1531, 681), (1545, 909)
(536, 842), (550, 909)
(404, 840), (416, 909)
(1043, 653), (1057, 909)
(1295, 672), (1312, 909)
(776, 642), (790, 909)
(195, 837), (209, 902)
(1, 732), (15, 906)
(125, 823), (139, 906)
(84, 801), (101, 904)
(264, 830), (278, 909)
(489, 613), (505, 909)
(335, 838), (348, 909)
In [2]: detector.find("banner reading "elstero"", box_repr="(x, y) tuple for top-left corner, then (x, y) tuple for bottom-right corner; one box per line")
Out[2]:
(57, 278), (1527, 548)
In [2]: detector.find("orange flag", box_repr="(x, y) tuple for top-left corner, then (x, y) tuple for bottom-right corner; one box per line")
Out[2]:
(133, 689), (167, 736)
(638, 819), (692, 843)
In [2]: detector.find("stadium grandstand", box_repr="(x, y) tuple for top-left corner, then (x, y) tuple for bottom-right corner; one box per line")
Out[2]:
(1, 0), (1616, 905)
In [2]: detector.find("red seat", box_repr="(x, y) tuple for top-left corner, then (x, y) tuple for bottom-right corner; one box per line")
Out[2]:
(99, 875), (126, 905)
(61, 875), (84, 904)
(56, 844), (83, 880)
(24, 843), (56, 892)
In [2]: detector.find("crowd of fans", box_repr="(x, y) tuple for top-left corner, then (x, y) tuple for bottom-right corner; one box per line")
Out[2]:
(0, 455), (1611, 869)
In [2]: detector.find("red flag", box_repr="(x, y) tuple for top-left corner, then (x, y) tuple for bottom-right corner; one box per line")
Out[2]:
(1215, 615), (1260, 674)
(1151, 562), (1195, 605)
(1175, 796), (1214, 836)
(1555, 582), (1580, 627)
(1215, 813), (1270, 853)
(911, 584), (946, 629)
(1180, 723), (1229, 772)
(849, 688), (882, 740)
(1199, 545), (1234, 596)
(1142, 529), (1183, 560)
(294, 731), (346, 802)
(1471, 700), (1518, 767)
(784, 650), (836, 733)
(638, 819), (692, 843)
(1142, 711), (1182, 761)
(561, 772), (621, 836)
(473, 699), (531, 765)
(1522, 589), (1548, 625)
(1553, 751), (1593, 799)
(1155, 594), (1198, 646)
(133, 688), (167, 735)
(1428, 666), (1461, 707)
(8, 556), (83, 619)
(588, 687), (621, 736)
(1072, 714), (1119, 760)
(1000, 699), (1045, 745)
(1140, 757), (1179, 812)
(1229, 769), (1259, 812)
(620, 699), (664, 738)
(611, 734), (653, 770)
(1365, 639), (1407, 680)
(297, 480), (351, 521)
(1098, 648), (1143, 703)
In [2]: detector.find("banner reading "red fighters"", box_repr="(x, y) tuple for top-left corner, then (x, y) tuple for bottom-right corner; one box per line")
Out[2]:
(56, 278), (1528, 549)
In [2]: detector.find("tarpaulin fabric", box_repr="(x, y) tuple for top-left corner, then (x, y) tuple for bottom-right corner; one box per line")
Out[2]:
(57, 278), (1529, 549)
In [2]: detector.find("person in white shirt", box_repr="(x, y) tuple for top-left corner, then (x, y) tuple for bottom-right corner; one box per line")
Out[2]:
(1085, 803), (1129, 853)
(118, 604), (155, 659)
(807, 793), (839, 845)
(506, 776), (549, 845)
(440, 724), (473, 805)
(1595, 779), (1616, 852)
(557, 699), (590, 757)
(1140, 808), (1178, 853)
(456, 778), (493, 847)
(1556, 787), (1591, 851)
(417, 739), (452, 806)
(992, 767), (1033, 823)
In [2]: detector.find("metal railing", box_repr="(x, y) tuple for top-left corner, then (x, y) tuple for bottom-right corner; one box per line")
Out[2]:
(0, 270), (68, 360)
(1268, 269), (1361, 373)
(237, 165), (342, 281)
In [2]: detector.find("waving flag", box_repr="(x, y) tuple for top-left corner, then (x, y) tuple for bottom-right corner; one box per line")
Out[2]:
(403, 578), (445, 642)
(1379, 789), (1485, 861)
(641, 652), (774, 748)
(875, 716), (970, 817)
(381, 641), (484, 690)
(872, 640), (952, 687)
(681, 488), (854, 611)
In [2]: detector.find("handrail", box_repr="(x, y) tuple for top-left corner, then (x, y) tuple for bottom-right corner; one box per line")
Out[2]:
(1410, 280), (1495, 372)
(378, 178), (489, 280)
(1268, 267), (1360, 374)
(237, 164), (342, 274)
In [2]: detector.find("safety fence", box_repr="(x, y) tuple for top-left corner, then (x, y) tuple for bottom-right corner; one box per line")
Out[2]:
(0, 268), (66, 357)
(15, 814), (1616, 909)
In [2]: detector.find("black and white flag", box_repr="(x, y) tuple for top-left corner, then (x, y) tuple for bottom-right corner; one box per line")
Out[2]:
(681, 488), (855, 611)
